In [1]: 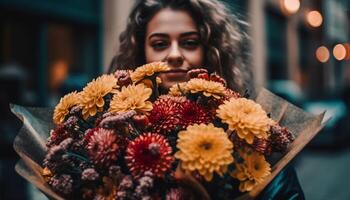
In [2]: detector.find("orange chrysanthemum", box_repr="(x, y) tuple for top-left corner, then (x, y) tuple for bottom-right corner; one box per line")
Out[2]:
(109, 84), (152, 114)
(79, 74), (118, 119)
(53, 91), (80, 124)
(130, 62), (170, 83)
(231, 150), (271, 192)
(185, 78), (225, 99)
(175, 123), (234, 181)
(216, 98), (274, 144)
(168, 82), (187, 96)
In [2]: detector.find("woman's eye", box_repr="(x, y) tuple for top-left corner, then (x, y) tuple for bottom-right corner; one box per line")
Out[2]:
(151, 41), (168, 50)
(181, 40), (200, 49)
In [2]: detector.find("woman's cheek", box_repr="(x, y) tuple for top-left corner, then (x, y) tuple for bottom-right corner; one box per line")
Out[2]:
(145, 48), (168, 63)
(185, 49), (204, 67)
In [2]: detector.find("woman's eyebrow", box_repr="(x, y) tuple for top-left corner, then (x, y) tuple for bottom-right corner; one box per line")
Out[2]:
(148, 33), (169, 40)
(148, 31), (199, 40)
(180, 31), (200, 37)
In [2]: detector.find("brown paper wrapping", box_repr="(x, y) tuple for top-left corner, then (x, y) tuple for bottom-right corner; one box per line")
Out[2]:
(11, 88), (327, 200)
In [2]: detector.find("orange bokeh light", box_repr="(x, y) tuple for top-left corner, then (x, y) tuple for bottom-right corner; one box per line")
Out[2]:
(282, 0), (300, 14)
(333, 44), (347, 61)
(306, 11), (323, 27)
(316, 46), (330, 63)
(50, 60), (69, 90)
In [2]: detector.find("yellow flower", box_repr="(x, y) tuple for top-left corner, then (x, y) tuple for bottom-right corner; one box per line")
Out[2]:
(175, 123), (234, 181)
(231, 150), (271, 192)
(168, 82), (187, 96)
(80, 74), (118, 119)
(216, 98), (274, 144)
(42, 167), (53, 182)
(130, 62), (170, 83)
(109, 84), (153, 114)
(185, 78), (225, 99)
(53, 91), (80, 124)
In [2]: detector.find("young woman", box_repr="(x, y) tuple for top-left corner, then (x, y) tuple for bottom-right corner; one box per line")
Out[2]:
(109, 0), (304, 199)
(109, 0), (249, 93)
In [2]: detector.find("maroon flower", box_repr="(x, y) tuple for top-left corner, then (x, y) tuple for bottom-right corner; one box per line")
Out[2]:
(46, 124), (70, 148)
(86, 128), (122, 167)
(210, 73), (226, 86)
(187, 68), (208, 78)
(270, 124), (295, 152)
(252, 138), (272, 155)
(177, 100), (211, 129)
(49, 174), (73, 195)
(149, 96), (186, 134)
(126, 133), (173, 177)
(114, 70), (132, 86)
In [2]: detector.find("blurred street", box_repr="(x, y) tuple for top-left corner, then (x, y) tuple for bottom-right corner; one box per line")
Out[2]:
(295, 147), (350, 200)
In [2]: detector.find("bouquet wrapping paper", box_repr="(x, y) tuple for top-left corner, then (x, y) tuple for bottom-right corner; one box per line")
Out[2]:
(11, 88), (326, 200)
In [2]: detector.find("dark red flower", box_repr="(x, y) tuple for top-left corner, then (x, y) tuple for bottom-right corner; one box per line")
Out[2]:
(270, 124), (295, 152)
(187, 68), (208, 78)
(197, 73), (209, 80)
(210, 73), (226, 86)
(126, 133), (173, 177)
(86, 128), (123, 167)
(149, 96), (186, 134)
(46, 124), (70, 148)
(178, 100), (211, 128)
(252, 138), (272, 155)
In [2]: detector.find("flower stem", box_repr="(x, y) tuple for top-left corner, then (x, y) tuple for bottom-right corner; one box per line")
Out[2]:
(151, 76), (159, 101)
(127, 119), (141, 136)
(66, 152), (90, 162)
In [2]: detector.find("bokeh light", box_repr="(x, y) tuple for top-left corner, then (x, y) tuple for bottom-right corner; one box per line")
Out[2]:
(306, 11), (323, 27)
(316, 46), (330, 63)
(282, 0), (300, 14)
(333, 44), (347, 61)
(345, 44), (350, 60)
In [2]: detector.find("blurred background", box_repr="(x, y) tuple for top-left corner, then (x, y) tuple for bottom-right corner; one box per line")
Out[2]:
(0, 0), (349, 199)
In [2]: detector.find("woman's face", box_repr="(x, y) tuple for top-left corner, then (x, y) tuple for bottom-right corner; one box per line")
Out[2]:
(145, 8), (204, 89)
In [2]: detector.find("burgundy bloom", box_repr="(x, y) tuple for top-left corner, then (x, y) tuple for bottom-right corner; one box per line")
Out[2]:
(46, 124), (70, 148)
(86, 128), (122, 167)
(187, 68), (208, 78)
(149, 96), (186, 134)
(126, 133), (173, 177)
(252, 138), (272, 155)
(177, 100), (211, 128)
(270, 124), (295, 152)
(49, 174), (73, 195)
(209, 73), (226, 86)
(114, 70), (132, 86)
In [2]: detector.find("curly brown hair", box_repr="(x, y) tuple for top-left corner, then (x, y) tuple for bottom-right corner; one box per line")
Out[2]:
(109, 0), (251, 93)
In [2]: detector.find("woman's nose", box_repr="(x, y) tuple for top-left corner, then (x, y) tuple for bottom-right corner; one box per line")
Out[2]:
(166, 42), (184, 68)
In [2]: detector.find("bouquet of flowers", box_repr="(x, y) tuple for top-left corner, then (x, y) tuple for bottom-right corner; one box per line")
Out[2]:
(12, 62), (326, 200)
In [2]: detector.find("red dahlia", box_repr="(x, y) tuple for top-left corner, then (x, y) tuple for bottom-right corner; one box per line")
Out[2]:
(86, 128), (122, 167)
(149, 96), (186, 134)
(125, 133), (173, 177)
(178, 100), (211, 128)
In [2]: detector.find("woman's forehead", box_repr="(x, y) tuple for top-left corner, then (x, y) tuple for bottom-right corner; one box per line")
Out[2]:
(146, 8), (199, 38)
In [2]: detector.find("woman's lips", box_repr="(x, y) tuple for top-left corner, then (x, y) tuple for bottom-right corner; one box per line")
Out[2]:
(162, 70), (188, 80)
